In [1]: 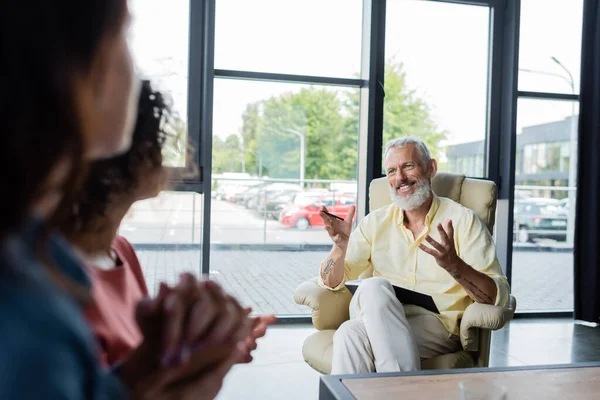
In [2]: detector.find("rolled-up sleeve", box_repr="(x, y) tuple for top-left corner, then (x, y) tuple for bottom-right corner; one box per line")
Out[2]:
(457, 210), (511, 308)
(491, 275), (510, 308)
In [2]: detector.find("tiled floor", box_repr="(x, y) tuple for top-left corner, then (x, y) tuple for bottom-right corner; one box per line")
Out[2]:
(216, 319), (600, 400)
(136, 249), (573, 314)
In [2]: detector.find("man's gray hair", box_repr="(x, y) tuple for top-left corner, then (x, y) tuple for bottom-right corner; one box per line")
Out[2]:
(383, 136), (432, 166)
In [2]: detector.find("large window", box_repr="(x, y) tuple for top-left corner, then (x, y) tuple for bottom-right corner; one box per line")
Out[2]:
(119, 192), (203, 296)
(209, 0), (363, 316)
(123, 0), (201, 294)
(211, 80), (359, 247)
(214, 0), (362, 78)
(122, 0), (587, 319)
(511, 0), (583, 313)
(518, 0), (583, 95)
(129, 0), (190, 168)
(385, 0), (490, 177)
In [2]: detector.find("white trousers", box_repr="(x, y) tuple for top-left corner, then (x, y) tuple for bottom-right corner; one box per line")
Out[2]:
(331, 277), (460, 374)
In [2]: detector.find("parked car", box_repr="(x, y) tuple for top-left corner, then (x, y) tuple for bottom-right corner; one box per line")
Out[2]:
(558, 197), (570, 214)
(250, 183), (301, 211)
(292, 189), (330, 206)
(226, 185), (251, 203)
(279, 194), (356, 230)
(235, 185), (262, 206)
(256, 190), (299, 218)
(214, 183), (251, 202)
(513, 200), (567, 243)
(258, 189), (329, 219)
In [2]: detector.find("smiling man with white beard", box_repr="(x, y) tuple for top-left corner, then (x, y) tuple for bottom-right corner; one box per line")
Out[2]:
(317, 136), (510, 375)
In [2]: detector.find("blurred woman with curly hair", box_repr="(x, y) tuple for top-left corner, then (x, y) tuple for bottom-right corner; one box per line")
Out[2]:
(59, 80), (275, 367)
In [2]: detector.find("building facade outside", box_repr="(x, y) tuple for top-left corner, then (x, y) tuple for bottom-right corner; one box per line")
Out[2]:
(446, 116), (576, 199)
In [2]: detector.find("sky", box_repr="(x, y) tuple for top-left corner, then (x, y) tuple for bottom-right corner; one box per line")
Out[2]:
(129, 0), (584, 148)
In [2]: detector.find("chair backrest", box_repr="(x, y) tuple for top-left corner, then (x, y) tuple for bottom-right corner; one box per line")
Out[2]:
(368, 172), (498, 233)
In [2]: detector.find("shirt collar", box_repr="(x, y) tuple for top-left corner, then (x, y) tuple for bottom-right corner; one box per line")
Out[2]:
(50, 234), (91, 289)
(396, 194), (440, 226)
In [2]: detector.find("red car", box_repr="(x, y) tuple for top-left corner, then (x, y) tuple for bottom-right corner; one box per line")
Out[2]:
(279, 194), (356, 230)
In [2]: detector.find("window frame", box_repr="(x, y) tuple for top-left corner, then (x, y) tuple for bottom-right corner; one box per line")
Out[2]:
(145, 0), (585, 320)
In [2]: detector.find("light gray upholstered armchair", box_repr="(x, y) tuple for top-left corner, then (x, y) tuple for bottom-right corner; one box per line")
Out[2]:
(293, 172), (517, 374)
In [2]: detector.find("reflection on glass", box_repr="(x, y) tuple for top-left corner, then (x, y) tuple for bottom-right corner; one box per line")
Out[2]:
(210, 78), (360, 315)
(518, 0), (583, 94)
(384, 0), (490, 177)
(129, 0), (189, 167)
(511, 99), (578, 312)
(215, 0), (362, 77)
(119, 191), (203, 296)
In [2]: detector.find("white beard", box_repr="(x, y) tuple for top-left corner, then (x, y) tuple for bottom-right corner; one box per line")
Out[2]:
(389, 179), (433, 211)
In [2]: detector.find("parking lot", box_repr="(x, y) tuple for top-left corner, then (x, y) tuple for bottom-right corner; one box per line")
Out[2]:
(119, 191), (338, 245)
(120, 192), (574, 315)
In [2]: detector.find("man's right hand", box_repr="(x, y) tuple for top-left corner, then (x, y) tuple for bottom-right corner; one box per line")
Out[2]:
(319, 205), (355, 249)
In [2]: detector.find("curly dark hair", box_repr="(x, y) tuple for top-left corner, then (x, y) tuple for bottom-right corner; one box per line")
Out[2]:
(60, 80), (173, 239)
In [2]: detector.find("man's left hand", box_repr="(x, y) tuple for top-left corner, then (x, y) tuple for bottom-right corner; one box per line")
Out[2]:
(418, 220), (463, 274)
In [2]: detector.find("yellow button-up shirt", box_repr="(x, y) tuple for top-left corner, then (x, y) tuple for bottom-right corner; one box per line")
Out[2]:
(319, 195), (510, 336)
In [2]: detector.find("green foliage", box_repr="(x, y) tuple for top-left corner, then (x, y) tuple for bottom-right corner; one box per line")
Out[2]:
(212, 61), (447, 180)
(212, 134), (243, 174)
(381, 62), (446, 161)
(256, 87), (347, 180)
(240, 102), (262, 175)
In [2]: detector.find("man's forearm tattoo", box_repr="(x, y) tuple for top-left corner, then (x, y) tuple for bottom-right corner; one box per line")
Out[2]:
(464, 278), (494, 304)
(457, 275), (494, 304)
(321, 259), (335, 281)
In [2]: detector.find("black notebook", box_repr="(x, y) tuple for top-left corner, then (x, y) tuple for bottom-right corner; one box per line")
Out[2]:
(345, 280), (440, 314)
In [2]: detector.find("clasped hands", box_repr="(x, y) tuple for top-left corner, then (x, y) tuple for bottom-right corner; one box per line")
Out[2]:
(120, 273), (276, 399)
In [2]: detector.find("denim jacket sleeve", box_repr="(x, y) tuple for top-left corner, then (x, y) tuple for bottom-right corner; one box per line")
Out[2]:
(0, 232), (127, 399)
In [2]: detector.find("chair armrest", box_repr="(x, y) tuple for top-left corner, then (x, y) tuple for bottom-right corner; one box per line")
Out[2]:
(294, 277), (352, 331)
(460, 295), (517, 351)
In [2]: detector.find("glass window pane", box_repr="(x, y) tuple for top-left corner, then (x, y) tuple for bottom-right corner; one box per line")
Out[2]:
(129, 0), (189, 167)
(214, 0), (362, 78)
(511, 98), (578, 312)
(119, 191), (203, 296)
(385, 0), (490, 177)
(210, 78), (360, 315)
(518, 0), (583, 94)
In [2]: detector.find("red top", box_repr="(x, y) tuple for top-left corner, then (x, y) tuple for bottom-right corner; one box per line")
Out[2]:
(84, 236), (149, 366)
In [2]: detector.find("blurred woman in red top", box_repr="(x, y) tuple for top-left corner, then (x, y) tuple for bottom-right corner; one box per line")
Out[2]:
(60, 80), (171, 364)
(60, 80), (275, 365)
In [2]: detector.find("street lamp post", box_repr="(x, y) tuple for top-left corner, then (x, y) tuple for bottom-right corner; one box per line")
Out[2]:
(244, 149), (263, 177)
(519, 59), (578, 245)
(283, 128), (305, 189)
(550, 57), (577, 245)
(239, 137), (246, 174)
